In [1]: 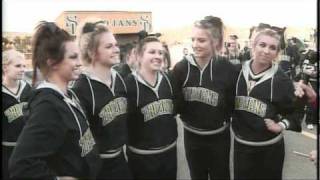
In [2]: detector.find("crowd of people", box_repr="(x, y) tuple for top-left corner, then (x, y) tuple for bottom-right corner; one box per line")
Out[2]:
(2, 15), (318, 180)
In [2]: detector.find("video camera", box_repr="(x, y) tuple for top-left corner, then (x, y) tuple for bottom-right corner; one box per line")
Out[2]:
(301, 59), (316, 84)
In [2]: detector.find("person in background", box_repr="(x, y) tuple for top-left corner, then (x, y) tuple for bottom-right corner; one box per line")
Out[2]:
(114, 42), (137, 78)
(295, 80), (318, 166)
(183, 47), (189, 58)
(300, 50), (317, 129)
(226, 35), (241, 65)
(295, 80), (319, 165)
(125, 43), (138, 71)
(294, 80), (317, 105)
(162, 42), (172, 72)
(2, 49), (32, 180)
(220, 43), (229, 58)
(9, 21), (100, 180)
(239, 40), (251, 63)
(172, 16), (238, 180)
(125, 36), (178, 179)
(72, 20), (132, 179)
(2, 38), (16, 51)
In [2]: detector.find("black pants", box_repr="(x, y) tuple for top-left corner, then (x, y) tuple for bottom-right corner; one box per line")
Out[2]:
(305, 104), (317, 125)
(184, 129), (230, 180)
(3, 146), (14, 180)
(127, 146), (177, 180)
(305, 80), (317, 125)
(233, 138), (285, 180)
(97, 151), (132, 179)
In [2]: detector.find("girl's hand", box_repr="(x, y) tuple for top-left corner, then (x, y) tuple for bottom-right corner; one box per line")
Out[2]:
(309, 150), (317, 165)
(264, 119), (284, 133)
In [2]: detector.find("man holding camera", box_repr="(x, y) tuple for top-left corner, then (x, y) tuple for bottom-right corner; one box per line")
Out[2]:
(300, 50), (317, 129)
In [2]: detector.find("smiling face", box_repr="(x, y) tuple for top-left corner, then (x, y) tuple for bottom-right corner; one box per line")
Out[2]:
(191, 26), (216, 60)
(53, 41), (81, 82)
(252, 34), (280, 66)
(94, 32), (120, 67)
(138, 41), (164, 72)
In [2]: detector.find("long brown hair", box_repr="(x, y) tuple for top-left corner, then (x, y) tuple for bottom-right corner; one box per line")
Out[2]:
(31, 21), (73, 86)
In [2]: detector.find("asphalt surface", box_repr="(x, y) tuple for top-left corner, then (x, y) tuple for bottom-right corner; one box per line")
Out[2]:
(175, 117), (318, 180)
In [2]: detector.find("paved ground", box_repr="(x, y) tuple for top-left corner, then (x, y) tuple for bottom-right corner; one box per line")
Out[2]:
(175, 117), (318, 180)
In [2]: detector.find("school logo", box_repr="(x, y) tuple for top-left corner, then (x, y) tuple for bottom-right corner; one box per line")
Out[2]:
(4, 102), (27, 123)
(235, 96), (267, 117)
(141, 99), (173, 122)
(79, 128), (96, 157)
(183, 87), (219, 107)
(99, 97), (127, 126)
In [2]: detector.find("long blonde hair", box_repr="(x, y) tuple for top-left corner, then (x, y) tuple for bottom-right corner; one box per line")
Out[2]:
(77, 20), (110, 66)
(194, 16), (224, 53)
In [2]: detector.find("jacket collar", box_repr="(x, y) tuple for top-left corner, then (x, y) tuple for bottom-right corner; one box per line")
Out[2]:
(82, 68), (117, 87)
(132, 70), (163, 92)
(242, 59), (278, 88)
(36, 81), (65, 97)
(81, 68), (118, 95)
(2, 80), (28, 100)
(37, 81), (87, 118)
(185, 54), (213, 69)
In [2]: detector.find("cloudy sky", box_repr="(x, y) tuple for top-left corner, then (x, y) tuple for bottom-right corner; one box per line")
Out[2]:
(3, 0), (317, 33)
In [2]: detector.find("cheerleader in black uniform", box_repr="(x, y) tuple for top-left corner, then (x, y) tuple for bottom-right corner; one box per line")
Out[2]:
(125, 36), (178, 179)
(2, 49), (32, 180)
(172, 16), (238, 180)
(9, 21), (100, 179)
(231, 29), (302, 180)
(72, 21), (132, 179)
